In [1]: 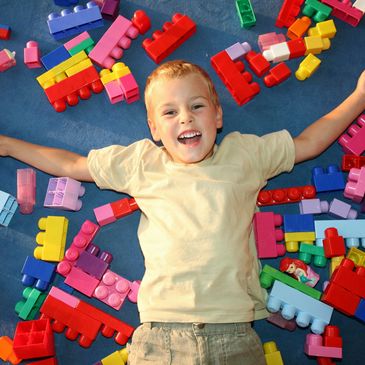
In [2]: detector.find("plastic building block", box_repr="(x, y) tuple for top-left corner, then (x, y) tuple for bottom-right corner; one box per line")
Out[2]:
(287, 37), (307, 58)
(267, 280), (333, 334)
(323, 228), (346, 258)
(354, 298), (365, 322)
(89, 14), (140, 68)
(130, 9), (151, 35)
(285, 231), (315, 252)
(263, 62), (292, 87)
(142, 13), (196, 64)
(302, 0), (332, 22)
(210, 49), (260, 106)
(295, 53), (321, 80)
(263, 341), (284, 365)
(299, 198), (329, 214)
(284, 213), (315, 232)
(308, 19), (337, 38)
(304, 333), (342, 358)
(54, 0), (79, 5)
(304, 35), (331, 54)
(253, 212), (285, 259)
(0, 190), (18, 226)
(329, 198), (358, 219)
(321, 0), (364, 26)
(41, 45), (70, 70)
(323, 325), (343, 347)
(266, 312), (297, 331)
(312, 165), (345, 192)
(24, 41), (42, 69)
(260, 264), (321, 299)
(44, 177), (85, 211)
(21, 256), (56, 291)
(26, 358), (58, 365)
(235, 0), (256, 28)
(315, 219), (365, 248)
(13, 318), (55, 359)
(257, 185), (316, 206)
(347, 246), (365, 267)
(276, 0), (305, 27)
(64, 31), (94, 55)
(299, 243), (327, 267)
(344, 166), (365, 203)
(258, 32), (286, 52)
(64, 265), (101, 296)
(329, 255), (344, 275)
(100, 348), (128, 365)
(57, 220), (99, 276)
(287, 16), (312, 39)
(0, 24), (11, 40)
(354, 0), (365, 12)
(338, 114), (365, 156)
(47, 1), (103, 40)
(75, 243), (113, 280)
(245, 50), (270, 77)
(43, 65), (104, 112)
(15, 287), (47, 320)
(17, 168), (36, 214)
(93, 270), (140, 310)
(0, 336), (22, 364)
(35, 216), (68, 262)
(100, 0), (120, 20)
(225, 41), (251, 61)
(342, 154), (365, 171)
(262, 42), (290, 62)
(118, 72), (139, 103)
(0, 48), (16, 72)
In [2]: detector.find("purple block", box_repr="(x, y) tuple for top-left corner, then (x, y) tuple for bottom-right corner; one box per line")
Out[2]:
(225, 41), (251, 61)
(75, 243), (113, 280)
(299, 199), (329, 215)
(329, 198), (358, 219)
(101, 0), (120, 20)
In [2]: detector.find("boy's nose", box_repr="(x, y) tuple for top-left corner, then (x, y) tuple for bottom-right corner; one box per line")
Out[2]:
(180, 111), (193, 124)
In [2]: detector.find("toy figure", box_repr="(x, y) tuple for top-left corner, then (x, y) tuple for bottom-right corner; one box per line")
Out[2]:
(279, 257), (319, 287)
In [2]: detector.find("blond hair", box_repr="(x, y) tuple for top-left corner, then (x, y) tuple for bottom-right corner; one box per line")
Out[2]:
(144, 60), (220, 115)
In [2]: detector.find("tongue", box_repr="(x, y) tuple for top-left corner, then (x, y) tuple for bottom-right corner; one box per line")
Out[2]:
(179, 135), (201, 145)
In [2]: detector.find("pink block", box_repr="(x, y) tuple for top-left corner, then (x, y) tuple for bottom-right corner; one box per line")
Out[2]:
(0, 48), (16, 72)
(57, 220), (99, 276)
(338, 114), (365, 156)
(329, 198), (358, 219)
(24, 41), (42, 69)
(64, 31), (91, 50)
(17, 168), (36, 214)
(253, 212), (285, 259)
(89, 15), (139, 69)
(321, 0), (363, 26)
(344, 166), (365, 203)
(258, 32), (286, 52)
(304, 334), (342, 358)
(94, 203), (116, 226)
(49, 286), (79, 308)
(299, 198), (329, 215)
(118, 73), (139, 103)
(127, 280), (140, 303)
(104, 79), (124, 104)
(64, 266), (100, 297)
(93, 270), (132, 310)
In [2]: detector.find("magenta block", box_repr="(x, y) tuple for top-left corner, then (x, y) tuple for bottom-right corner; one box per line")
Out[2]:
(344, 166), (365, 203)
(17, 168), (36, 214)
(258, 32), (286, 52)
(304, 333), (342, 358)
(299, 198), (329, 215)
(225, 41), (251, 61)
(118, 72), (139, 103)
(44, 177), (85, 211)
(0, 48), (16, 72)
(104, 79), (124, 104)
(94, 203), (116, 226)
(64, 266), (100, 296)
(24, 41), (42, 69)
(338, 114), (365, 156)
(329, 198), (358, 219)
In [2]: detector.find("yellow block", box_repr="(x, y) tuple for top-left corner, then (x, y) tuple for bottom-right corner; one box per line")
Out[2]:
(101, 348), (128, 365)
(285, 232), (315, 253)
(99, 62), (131, 85)
(330, 256), (344, 276)
(304, 35), (331, 55)
(347, 247), (365, 267)
(295, 53), (321, 81)
(263, 341), (284, 365)
(66, 58), (93, 77)
(308, 19), (337, 39)
(36, 51), (88, 89)
(34, 216), (68, 262)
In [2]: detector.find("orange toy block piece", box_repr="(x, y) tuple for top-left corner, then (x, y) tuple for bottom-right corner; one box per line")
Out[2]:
(0, 336), (22, 364)
(287, 16), (312, 39)
(35, 216), (68, 262)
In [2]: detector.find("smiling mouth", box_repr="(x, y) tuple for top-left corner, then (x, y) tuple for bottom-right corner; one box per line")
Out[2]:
(177, 131), (202, 145)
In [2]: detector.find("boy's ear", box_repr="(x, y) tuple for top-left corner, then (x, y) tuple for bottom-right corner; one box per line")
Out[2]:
(215, 106), (223, 129)
(147, 119), (161, 141)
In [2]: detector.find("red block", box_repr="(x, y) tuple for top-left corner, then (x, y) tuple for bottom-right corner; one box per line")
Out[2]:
(317, 358), (336, 365)
(131, 9), (151, 35)
(26, 358), (58, 365)
(211, 50), (260, 106)
(275, 0), (305, 28)
(342, 154), (365, 171)
(245, 51), (270, 77)
(323, 325), (342, 348)
(322, 227), (345, 258)
(287, 38), (306, 58)
(142, 13), (196, 64)
(110, 197), (139, 219)
(264, 62), (292, 87)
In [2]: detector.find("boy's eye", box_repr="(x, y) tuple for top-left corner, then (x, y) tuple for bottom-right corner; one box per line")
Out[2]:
(163, 110), (176, 116)
(192, 104), (204, 110)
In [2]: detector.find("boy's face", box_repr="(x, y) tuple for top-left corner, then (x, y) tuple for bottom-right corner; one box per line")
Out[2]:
(147, 73), (223, 164)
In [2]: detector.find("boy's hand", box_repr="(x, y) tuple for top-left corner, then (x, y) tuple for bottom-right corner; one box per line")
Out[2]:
(0, 135), (9, 156)
(355, 70), (365, 99)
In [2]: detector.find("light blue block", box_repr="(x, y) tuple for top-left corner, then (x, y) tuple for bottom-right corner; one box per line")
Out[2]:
(0, 190), (18, 226)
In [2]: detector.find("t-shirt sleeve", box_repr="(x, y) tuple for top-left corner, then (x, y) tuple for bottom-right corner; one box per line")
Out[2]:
(87, 139), (147, 193)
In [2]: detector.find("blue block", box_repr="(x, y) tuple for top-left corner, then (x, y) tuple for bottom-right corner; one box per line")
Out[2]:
(355, 298), (365, 323)
(52, 18), (103, 41)
(312, 164), (345, 192)
(283, 214), (314, 233)
(54, 0), (79, 6)
(41, 45), (71, 70)
(21, 256), (56, 291)
(0, 190), (18, 226)
(47, 1), (103, 40)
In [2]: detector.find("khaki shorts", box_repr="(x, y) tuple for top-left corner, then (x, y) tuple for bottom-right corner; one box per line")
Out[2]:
(127, 322), (266, 365)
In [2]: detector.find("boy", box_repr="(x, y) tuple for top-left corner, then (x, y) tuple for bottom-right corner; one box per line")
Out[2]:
(1, 60), (365, 364)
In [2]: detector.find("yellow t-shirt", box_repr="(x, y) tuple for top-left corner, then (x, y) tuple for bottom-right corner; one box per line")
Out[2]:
(87, 130), (295, 323)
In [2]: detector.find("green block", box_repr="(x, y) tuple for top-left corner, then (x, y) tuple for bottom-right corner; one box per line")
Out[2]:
(68, 38), (95, 56)
(235, 0), (256, 29)
(299, 243), (327, 267)
(15, 287), (47, 320)
(260, 264), (321, 300)
(303, 0), (332, 22)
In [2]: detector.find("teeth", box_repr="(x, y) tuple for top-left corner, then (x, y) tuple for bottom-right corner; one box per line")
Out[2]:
(179, 131), (201, 139)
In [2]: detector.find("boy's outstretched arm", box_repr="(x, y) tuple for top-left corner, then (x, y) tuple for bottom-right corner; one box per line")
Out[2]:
(0, 135), (93, 182)
(294, 71), (365, 164)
